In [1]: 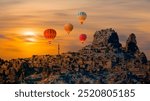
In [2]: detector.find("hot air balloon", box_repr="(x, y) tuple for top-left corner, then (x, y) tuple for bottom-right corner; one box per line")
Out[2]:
(78, 12), (87, 24)
(79, 34), (87, 43)
(44, 29), (57, 44)
(64, 23), (73, 34)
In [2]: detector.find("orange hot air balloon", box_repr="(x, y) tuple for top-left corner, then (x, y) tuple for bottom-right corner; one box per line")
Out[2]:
(78, 12), (87, 24)
(64, 23), (73, 34)
(44, 29), (57, 44)
(79, 34), (87, 43)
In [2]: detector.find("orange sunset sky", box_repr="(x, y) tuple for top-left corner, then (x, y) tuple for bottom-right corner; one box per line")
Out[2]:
(0, 0), (150, 60)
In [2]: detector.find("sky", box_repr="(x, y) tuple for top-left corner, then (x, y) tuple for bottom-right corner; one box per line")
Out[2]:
(0, 0), (150, 60)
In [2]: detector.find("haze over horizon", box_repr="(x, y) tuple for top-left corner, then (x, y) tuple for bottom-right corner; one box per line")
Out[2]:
(0, 0), (150, 60)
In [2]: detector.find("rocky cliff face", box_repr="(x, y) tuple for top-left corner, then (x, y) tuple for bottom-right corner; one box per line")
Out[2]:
(92, 28), (121, 49)
(81, 28), (147, 63)
(0, 28), (149, 84)
(126, 33), (139, 54)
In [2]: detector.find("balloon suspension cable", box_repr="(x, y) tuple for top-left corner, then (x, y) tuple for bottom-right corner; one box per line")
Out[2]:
(48, 41), (51, 44)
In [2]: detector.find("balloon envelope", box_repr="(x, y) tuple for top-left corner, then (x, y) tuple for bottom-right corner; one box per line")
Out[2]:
(44, 29), (57, 43)
(78, 12), (87, 24)
(79, 34), (87, 43)
(64, 23), (73, 34)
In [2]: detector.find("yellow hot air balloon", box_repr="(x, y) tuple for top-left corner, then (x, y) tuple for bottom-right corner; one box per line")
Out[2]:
(78, 12), (87, 24)
(64, 23), (73, 34)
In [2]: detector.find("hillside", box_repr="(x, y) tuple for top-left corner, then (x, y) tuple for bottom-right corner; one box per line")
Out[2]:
(0, 28), (149, 84)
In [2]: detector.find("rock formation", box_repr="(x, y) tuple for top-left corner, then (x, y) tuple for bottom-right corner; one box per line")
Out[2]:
(92, 28), (121, 49)
(126, 33), (139, 54)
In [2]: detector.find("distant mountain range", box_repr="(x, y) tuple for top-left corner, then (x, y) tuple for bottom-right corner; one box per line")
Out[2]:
(0, 28), (149, 84)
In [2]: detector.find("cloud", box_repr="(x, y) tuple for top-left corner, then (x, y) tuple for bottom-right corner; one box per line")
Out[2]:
(53, 12), (69, 17)
(4, 47), (21, 52)
(139, 41), (150, 50)
(0, 34), (7, 39)
(0, 34), (13, 40)
(0, 0), (23, 5)
(0, 44), (22, 52)
(24, 39), (34, 43)
(17, 35), (34, 39)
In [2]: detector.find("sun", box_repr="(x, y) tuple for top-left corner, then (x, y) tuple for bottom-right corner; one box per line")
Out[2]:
(23, 31), (37, 42)
(23, 31), (36, 36)
(25, 38), (36, 42)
